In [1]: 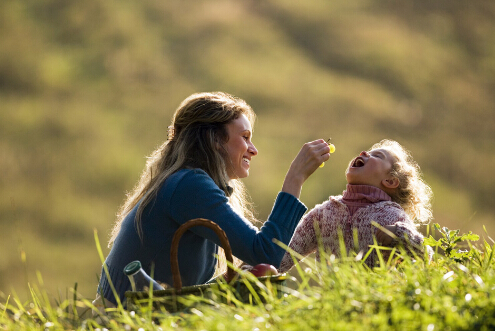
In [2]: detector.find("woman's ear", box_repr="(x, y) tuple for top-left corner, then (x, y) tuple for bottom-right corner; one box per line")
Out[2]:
(382, 176), (400, 189)
(215, 136), (223, 151)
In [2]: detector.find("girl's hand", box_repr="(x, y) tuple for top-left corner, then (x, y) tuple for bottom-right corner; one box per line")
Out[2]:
(282, 139), (331, 199)
(376, 225), (398, 246)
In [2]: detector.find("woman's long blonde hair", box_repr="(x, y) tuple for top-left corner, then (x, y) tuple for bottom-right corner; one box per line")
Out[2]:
(370, 139), (433, 225)
(109, 92), (257, 246)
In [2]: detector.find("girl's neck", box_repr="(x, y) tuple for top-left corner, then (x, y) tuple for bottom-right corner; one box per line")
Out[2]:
(341, 184), (391, 216)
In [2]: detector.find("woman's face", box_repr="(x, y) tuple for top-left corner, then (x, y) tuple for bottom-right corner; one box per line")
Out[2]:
(345, 148), (397, 190)
(222, 114), (258, 179)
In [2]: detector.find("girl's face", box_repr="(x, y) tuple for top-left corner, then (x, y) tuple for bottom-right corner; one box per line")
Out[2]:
(222, 114), (258, 179)
(345, 148), (399, 192)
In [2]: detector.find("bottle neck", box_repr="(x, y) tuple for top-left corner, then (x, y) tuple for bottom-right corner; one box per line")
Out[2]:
(127, 269), (140, 277)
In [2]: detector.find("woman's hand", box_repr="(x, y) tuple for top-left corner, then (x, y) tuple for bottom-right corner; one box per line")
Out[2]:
(282, 139), (331, 199)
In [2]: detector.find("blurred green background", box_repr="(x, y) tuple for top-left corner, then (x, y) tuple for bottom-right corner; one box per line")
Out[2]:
(2, 0), (495, 302)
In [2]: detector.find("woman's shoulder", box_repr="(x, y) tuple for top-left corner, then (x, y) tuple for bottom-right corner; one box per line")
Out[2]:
(169, 167), (209, 179)
(160, 168), (227, 216)
(167, 168), (213, 187)
(165, 168), (223, 198)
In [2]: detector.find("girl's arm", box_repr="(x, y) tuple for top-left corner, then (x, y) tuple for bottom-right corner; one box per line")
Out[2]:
(392, 222), (433, 260)
(278, 207), (321, 273)
(376, 216), (431, 260)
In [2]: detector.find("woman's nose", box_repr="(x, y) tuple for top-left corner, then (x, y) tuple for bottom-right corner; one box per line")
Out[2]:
(360, 151), (369, 157)
(249, 142), (258, 156)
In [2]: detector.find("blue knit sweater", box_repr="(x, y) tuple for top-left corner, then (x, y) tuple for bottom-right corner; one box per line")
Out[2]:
(97, 168), (307, 305)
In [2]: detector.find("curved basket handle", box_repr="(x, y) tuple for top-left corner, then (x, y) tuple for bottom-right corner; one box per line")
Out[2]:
(170, 218), (235, 292)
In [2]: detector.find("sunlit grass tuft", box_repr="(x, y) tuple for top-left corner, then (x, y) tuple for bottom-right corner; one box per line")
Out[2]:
(2, 224), (495, 330)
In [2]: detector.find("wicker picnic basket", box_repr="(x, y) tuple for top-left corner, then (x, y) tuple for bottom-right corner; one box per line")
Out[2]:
(125, 218), (288, 312)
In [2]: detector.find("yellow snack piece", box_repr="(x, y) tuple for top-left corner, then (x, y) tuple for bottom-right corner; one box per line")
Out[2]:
(319, 142), (336, 168)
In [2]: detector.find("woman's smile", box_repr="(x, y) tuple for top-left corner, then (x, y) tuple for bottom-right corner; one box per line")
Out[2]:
(223, 114), (258, 179)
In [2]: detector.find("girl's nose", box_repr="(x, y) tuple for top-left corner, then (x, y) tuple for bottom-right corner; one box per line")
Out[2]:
(360, 151), (369, 157)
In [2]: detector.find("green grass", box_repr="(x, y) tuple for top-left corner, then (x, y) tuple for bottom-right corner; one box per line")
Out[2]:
(2, 224), (495, 330)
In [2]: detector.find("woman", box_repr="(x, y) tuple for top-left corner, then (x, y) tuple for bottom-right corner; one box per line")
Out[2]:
(95, 92), (331, 307)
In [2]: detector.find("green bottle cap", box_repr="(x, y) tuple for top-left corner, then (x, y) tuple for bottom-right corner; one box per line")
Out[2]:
(123, 261), (142, 275)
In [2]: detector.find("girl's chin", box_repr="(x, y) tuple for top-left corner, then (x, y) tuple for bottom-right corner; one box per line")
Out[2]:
(346, 176), (363, 186)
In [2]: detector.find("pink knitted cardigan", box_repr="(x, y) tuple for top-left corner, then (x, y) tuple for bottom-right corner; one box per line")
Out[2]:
(279, 185), (427, 272)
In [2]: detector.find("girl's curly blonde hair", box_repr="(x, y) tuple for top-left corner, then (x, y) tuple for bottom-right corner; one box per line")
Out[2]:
(370, 139), (433, 225)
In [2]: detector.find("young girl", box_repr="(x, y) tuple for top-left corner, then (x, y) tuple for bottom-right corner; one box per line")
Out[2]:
(279, 139), (433, 272)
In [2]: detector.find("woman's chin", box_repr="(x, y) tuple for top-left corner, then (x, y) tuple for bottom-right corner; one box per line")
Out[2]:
(228, 170), (249, 180)
(238, 171), (249, 179)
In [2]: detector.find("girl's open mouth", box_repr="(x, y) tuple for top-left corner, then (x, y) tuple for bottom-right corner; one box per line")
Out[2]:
(352, 157), (365, 168)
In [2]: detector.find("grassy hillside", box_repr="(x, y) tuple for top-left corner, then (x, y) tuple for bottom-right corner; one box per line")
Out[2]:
(1, 0), (495, 302)
(2, 226), (495, 330)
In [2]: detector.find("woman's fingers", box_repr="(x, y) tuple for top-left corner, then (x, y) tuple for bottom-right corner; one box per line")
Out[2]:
(281, 139), (331, 198)
(294, 139), (331, 175)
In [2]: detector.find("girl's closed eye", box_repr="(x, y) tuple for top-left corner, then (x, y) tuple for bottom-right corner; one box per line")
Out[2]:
(371, 151), (384, 159)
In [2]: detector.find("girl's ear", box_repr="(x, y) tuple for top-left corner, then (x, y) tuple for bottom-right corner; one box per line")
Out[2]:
(382, 176), (400, 189)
